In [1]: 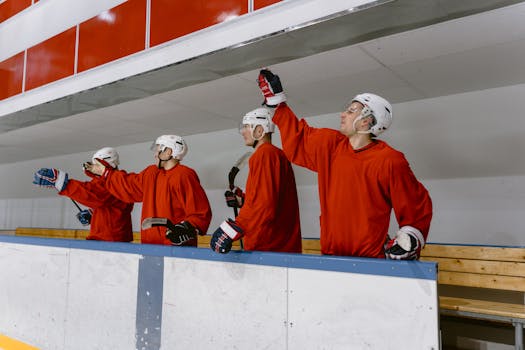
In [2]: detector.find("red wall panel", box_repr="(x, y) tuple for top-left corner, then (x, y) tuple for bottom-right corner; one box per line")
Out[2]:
(150, 0), (248, 47)
(0, 0), (31, 23)
(254, 0), (280, 11)
(0, 52), (24, 100)
(77, 0), (146, 72)
(25, 27), (76, 91)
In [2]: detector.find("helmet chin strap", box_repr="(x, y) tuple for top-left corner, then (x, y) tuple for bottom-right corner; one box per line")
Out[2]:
(250, 126), (264, 148)
(352, 107), (374, 135)
(157, 150), (173, 168)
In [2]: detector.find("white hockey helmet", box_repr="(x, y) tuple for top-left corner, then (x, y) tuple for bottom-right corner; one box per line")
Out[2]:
(241, 107), (275, 134)
(351, 93), (392, 136)
(92, 147), (119, 168)
(152, 135), (187, 160)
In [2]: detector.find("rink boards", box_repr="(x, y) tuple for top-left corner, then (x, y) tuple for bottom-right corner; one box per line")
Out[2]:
(0, 235), (439, 350)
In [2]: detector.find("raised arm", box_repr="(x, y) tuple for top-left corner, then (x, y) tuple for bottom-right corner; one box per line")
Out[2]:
(258, 69), (339, 172)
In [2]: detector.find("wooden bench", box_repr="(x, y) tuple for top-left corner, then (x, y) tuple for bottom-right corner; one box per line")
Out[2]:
(15, 227), (141, 243)
(420, 243), (525, 350)
(15, 228), (322, 254)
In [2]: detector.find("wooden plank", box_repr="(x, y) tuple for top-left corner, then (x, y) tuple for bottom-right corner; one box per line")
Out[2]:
(440, 296), (525, 320)
(439, 271), (525, 292)
(302, 239), (321, 251)
(420, 257), (525, 277)
(421, 244), (525, 262)
(16, 227), (142, 243)
(16, 228), (323, 253)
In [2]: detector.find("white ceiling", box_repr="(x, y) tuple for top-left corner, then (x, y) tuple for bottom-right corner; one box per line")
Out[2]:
(1, 2), (525, 164)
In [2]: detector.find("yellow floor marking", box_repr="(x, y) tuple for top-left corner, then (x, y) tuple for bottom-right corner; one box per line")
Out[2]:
(0, 334), (39, 350)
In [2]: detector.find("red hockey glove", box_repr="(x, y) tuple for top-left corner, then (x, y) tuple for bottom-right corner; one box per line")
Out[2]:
(258, 69), (286, 107)
(224, 186), (245, 208)
(385, 226), (425, 260)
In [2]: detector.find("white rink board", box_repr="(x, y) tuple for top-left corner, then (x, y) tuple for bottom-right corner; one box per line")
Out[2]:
(288, 268), (439, 350)
(64, 249), (139, 350)
(0, 236), (438, 350)
(162, 258), (288, 350)
(0, 243), (70, 349)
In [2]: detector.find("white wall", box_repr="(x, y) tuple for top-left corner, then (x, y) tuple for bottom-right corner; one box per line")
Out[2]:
(1, 84), (525, 245)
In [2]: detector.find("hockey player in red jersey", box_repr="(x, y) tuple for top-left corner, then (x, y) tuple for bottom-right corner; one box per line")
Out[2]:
(85, 135), (212, 246)
(210, 108), (302, 254)
(33, 147), (134, 242)
(257, 69), (432, 260)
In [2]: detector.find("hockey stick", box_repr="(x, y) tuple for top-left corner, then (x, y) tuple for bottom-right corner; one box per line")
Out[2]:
(228, 151), (252, 250)
(141, 217), (196, 246)
(70, 199), (92, 226)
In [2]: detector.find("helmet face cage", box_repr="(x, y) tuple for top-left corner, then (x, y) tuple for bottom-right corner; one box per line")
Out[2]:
(351, 93), (392, 136)
(152, 135), (187, 160)
(92, 147), (119, 168)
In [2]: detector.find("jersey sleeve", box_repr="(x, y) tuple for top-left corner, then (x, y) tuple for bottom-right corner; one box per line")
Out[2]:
(389, 156), (433, 241)
(104, 169), (145, 203)
(59, 179), (110, 208)
(273, 103), (328, 171)
(173, 169), (212, 234)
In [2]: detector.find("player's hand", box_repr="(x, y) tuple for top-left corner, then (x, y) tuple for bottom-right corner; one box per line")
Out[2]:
(166, 221), (199, 245)
(33, 168), (69, 192)
(84, 158), (110, 177)
(210, 219), (243, 254)
(385, 226), (425, 260)
(224, 187), (245, 208)
(258, 69), (286, 107)
(76, 209), (93, 225)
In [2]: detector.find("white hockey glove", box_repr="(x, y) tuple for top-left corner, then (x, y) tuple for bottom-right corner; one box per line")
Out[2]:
(385, 226), (425, 260)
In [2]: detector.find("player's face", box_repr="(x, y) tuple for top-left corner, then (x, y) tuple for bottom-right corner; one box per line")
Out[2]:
(340, 101), (364, 136)
(240, 124), (255, 146)
(153, 145), (171, 162)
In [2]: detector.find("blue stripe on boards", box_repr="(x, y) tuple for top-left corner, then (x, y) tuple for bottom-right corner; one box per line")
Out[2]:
(0, 235), (437, 280)
(135, 255), (164, 350)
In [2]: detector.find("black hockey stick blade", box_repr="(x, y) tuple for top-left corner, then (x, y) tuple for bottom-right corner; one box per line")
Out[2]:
(228, 151), (252, 189)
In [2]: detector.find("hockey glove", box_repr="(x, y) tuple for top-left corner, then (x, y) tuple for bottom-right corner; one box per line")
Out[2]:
(224, 187), (245, 208)
(76, 209), (93, 226)
(33, 168), (69, 192)
(210, 218), (243, 254)
(258, 69), (286, 107)
(385, 226), (425, 260)
(166, 221), (199, 246)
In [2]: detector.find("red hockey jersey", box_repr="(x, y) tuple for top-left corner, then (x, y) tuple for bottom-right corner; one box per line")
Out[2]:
(273, 104), (432, 258)
(235, 143), (302, 253)
(60, 177), (134, 242)
(103, 164), (212, 245)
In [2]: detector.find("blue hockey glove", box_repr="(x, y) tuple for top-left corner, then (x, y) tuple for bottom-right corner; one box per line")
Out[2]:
(33, 168), (69, 192)
(76, 209), (93, 226)
(210, 219), (243, 254)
